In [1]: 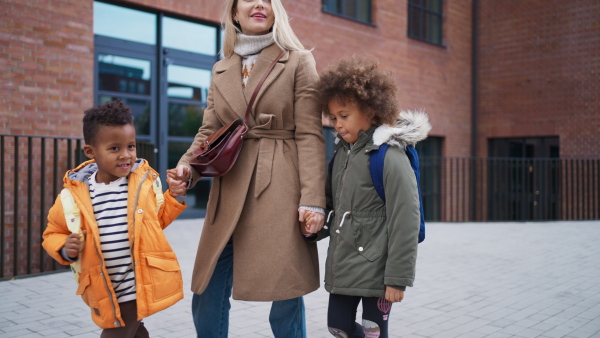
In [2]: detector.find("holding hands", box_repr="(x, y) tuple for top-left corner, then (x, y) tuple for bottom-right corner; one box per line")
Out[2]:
(166, 165), (191, 197)
(298, 209), (325, 236)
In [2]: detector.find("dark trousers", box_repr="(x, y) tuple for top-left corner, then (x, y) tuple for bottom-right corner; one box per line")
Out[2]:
(327, 293), (393, 338)
(100, 300), (149, 338)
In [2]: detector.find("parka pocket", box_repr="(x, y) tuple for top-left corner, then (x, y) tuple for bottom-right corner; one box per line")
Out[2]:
(353, 212), (386, 262)
(76, 266), (108, 317)
(144, 253), (182, 302)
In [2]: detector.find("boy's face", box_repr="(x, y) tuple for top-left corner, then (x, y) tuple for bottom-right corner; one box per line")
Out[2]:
(83, 124), (137, 184)
(327, 99), (373, 144)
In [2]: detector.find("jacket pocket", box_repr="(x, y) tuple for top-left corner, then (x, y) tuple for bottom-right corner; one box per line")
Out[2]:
(144, 254), (182, 302)
(353, 212), (386, 262)
(76, 266), (110, 319)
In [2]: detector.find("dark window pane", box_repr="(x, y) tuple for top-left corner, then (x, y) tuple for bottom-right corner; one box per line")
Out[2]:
(323, 0), (371, 23)
(98, 54), (151, 95)
(93, 2), (156, 45)
(98, 95), (151, 136)
(163, 17), (217, 55)
(168, 103), (204, 137)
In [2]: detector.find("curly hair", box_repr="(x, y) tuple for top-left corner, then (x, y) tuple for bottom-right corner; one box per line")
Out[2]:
(316, 55), (400, 126)
(83, 99), (133, 145)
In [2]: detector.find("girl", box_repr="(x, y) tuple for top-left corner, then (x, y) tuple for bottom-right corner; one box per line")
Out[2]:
(303, 55), (431, 337)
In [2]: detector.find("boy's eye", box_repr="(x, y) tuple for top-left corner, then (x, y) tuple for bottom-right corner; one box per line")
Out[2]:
(110, 147), (119, 151)
(128, 145), (136, 150)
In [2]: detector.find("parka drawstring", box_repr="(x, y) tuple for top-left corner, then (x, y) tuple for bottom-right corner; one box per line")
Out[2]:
(324, 210), (335, 230)
(336, 211), (351, 233)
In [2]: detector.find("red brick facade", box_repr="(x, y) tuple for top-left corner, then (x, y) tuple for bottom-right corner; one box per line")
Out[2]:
(477, 1), (599, 159)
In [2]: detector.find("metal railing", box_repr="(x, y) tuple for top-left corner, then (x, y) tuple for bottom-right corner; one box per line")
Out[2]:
(2, 135), (598, 279)
(1, 135), (155, 280)
(419, 156), (599, 222)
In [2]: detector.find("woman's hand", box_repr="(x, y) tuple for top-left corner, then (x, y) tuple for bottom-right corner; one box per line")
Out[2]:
(166, 168), (187, 197)
(385, 286), (404, 303)
(298, 209), (325, 234)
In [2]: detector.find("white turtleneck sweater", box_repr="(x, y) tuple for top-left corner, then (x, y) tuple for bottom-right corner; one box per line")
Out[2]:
(234, 32), (275, 88)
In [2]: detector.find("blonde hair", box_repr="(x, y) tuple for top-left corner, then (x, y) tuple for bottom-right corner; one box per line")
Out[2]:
(221, 0), (306, 58)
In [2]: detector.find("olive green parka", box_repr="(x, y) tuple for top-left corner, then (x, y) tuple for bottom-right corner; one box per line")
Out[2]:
(315, 110), (430, 298)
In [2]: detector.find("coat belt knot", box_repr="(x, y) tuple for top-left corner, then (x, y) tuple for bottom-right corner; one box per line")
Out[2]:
(245, 128), (294, 197)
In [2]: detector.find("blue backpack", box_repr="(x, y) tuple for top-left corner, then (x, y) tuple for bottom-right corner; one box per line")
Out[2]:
(329, 143), (426, 243)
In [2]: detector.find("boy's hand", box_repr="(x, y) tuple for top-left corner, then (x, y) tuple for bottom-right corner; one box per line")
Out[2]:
(167, 168), (187, 197)
(65, 230), (86, 259)
(385, 286), (404, 303)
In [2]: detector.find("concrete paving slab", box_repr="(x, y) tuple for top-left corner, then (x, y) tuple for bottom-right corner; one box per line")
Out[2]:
(1, 220), (600, 337)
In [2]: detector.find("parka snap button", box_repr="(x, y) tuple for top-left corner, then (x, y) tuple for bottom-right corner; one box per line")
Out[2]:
(152, 173), (157, 178)
(358, 247), (364, 252)
(336, 230), (340, 233)
(114, 322), (119, 326)
(100, 272), (103, 276)
(137, 209), (143, 214)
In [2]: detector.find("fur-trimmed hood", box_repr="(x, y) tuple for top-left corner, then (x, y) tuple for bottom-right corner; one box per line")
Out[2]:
(372, 110), (431, 148)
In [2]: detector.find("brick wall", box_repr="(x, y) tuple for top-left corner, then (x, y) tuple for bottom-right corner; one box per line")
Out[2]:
(0, 0), (94, 137)
(477, 0), (600, 158)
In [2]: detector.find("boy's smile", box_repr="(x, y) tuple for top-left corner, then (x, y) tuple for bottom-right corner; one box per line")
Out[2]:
(327, 99), (374, 144)
(83, 124), (137, 184)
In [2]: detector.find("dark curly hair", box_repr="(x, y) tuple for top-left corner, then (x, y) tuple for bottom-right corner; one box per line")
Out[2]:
(316, 55), (399, 126)
(83, 99), (133, 145)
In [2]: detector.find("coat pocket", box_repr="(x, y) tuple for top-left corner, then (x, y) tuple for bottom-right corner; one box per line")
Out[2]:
(144, 253), (182, 302)
(76, 266), (111, 320)
(353, 212), (386, 262)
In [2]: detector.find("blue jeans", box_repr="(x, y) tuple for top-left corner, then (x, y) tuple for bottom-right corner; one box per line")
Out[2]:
(192, 240), (307, 338)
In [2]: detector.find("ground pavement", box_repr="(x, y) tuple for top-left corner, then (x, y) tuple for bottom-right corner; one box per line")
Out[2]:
(1, 220), (600, 338)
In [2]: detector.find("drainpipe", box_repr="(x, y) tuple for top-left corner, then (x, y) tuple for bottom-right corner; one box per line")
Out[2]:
(471, 0), (478, 221)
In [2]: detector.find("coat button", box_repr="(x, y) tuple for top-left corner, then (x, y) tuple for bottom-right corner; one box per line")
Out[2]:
(114, 322), (119, 326)
(137, 209), (143, 214)
(358, 247), (364, 252)
(152, 173), (157, 178)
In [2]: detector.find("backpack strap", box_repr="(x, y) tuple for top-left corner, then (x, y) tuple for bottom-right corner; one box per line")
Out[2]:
(153, 177), (164, 214)
(369, 144), (426, 243)
(405, 145), (426, 243)
(369, 144), (388, 202)
(60, 188), (83, 284)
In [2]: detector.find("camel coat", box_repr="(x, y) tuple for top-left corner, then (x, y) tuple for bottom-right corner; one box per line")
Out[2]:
(178, 44), (326, 301)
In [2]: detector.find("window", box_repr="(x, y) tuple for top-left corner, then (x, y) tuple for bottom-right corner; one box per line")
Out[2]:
(322, 0), (372, 24)
(408, 0), (443, 45)
(94, 1), (220, 217)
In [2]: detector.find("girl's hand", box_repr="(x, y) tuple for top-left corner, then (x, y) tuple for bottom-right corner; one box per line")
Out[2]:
(385, 286), (404, 303)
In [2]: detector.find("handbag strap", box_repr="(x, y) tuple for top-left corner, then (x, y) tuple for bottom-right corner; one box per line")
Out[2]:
(244, 49), (287, 126)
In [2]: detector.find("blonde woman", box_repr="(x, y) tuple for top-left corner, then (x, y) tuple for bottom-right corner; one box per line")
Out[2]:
(170, 0), (326, 336)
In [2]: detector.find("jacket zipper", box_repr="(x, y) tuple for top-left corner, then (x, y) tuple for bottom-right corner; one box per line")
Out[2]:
(331, 147), (351, 289)
(130, 170), (150, 289)
(94, 226), (120, 327)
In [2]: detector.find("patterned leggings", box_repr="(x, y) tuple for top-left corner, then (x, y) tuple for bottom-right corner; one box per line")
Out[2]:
(327, 293), (393, 338)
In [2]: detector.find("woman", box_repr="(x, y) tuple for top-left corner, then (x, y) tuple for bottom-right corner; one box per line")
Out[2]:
(171, 0), (326, 336)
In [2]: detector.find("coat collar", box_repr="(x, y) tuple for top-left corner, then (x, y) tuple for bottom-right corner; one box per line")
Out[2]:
(213, 44), (288, 127)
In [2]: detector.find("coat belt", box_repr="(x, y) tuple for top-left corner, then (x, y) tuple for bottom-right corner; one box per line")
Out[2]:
(245, 129), (295, 197)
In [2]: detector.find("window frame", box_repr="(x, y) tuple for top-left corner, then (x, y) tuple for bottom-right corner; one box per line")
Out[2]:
(322, 0), (375, 26)
(407, 0), (444, 46)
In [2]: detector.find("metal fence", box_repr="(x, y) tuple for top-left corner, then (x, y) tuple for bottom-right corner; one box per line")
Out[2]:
(1, 135), (155, 280)
(419, 156), (600, 222)
(2, 134), (599, 279)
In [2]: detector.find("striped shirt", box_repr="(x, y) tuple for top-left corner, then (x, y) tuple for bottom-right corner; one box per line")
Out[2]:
(88, 172), (136, 303)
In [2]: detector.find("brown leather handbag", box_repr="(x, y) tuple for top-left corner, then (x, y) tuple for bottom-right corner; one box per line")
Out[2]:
(189, 49), (286, 177)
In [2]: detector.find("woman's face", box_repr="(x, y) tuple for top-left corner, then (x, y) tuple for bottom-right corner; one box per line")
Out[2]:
(234, 0), (275, 36)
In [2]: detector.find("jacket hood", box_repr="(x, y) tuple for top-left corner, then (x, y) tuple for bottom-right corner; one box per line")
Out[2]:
(372, 110), (431, 148)
(65, 158), (147, 184)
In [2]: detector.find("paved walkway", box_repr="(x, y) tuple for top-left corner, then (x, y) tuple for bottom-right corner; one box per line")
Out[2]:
(1, 220), (600, 337)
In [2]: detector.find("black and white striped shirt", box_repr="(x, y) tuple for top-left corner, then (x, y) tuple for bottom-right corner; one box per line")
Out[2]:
(88, 172), (136, 303)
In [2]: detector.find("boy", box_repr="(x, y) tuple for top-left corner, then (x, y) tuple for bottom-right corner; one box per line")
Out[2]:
(303, 55), (431, 337)
(42, 99), (187, 337)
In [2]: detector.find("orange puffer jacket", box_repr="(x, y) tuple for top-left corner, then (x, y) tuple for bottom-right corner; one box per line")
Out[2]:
(42, 159), (186, 329)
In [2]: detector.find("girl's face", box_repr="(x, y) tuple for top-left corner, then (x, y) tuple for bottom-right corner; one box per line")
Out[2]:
(327, 99), (373, 144)
(234, 0), (275, 36)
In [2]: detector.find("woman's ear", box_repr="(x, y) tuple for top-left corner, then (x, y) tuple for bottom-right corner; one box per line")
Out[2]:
(83, 145), (95, 160)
